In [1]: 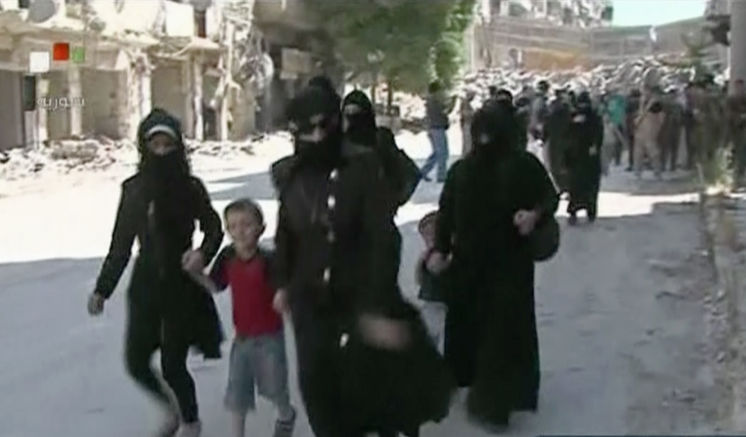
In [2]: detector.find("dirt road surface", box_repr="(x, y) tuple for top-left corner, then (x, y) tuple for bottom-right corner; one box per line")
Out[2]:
(0, 130), (726, 436)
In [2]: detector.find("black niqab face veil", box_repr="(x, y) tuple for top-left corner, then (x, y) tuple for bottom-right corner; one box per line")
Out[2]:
(342, 90), (377, 146)
(136, 108), (191, 190)
(470, 105), (517, 159)
(286, 85), (343, 169)
(136, 108), (196, 251)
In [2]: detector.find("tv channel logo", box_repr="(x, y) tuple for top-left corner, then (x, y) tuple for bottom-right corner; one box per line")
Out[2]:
(28, 43), (86, 73)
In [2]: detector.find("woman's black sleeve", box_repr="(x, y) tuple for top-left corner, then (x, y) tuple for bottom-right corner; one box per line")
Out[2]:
(525, 154), (559, 220)
(273, 198), (295, 291)
(93, 183), (138, 299)
(358, 153), (401, 313)
(434, 163), (459, 255)
(193, 178), (224, 264)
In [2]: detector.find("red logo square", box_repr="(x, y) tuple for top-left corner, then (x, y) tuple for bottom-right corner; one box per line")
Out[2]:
(52, 42), (69, 61)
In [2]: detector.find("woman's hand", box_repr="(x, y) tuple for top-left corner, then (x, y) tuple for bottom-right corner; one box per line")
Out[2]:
(181, 249), (205, 273)
(358, 314), (411, 350)
(87, 293), (105, 316)
(514, 210), (539, 236)
(426, 251), (450, 274)
(273, 289), (289, 314)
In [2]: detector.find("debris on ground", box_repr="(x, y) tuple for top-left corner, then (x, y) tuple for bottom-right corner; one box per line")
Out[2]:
(0, 132), (292, 182)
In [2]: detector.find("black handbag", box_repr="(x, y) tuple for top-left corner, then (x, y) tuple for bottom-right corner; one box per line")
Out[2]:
(530, 214), (560, 262)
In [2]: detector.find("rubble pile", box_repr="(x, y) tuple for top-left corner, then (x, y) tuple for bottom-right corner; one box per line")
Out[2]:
(185, 135), (258, 158)
(460, 58), (699, 105)
(0, 132), (292, 182)
(0, 136), (138, 181)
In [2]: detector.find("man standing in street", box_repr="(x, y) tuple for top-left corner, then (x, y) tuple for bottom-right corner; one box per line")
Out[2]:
(421, 81), (454, 183)
(604, 89), (627, 167)
(634, 86), (666, 179)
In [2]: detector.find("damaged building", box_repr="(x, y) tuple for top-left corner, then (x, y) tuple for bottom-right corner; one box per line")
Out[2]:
(467, 0), (725, 72)
(0, 0), (334, 151)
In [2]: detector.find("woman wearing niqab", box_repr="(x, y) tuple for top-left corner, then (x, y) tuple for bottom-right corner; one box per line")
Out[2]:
(428, 104), (559, 430)
(87, 108), (224, 437)
(566, 92), (604, 224)
(271, 86), (452, 437)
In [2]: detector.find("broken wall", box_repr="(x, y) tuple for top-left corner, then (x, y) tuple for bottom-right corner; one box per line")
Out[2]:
(0, 70), (24, 150)
(151, 61), (188, 128)
(46, 71), (69, 139)
(80, 69), (125, 139)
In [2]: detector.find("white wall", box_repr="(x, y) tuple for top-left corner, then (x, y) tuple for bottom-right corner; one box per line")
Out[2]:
(88, 0), (162, 34)
(164, 0), (195, 37)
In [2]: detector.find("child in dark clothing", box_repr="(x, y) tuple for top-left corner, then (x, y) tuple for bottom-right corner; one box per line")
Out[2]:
(416, 211), (450, 354)
(207, 199), (296, 437)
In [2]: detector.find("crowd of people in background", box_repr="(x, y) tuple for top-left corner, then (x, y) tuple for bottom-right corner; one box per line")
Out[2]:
(448, 74), (746, 224)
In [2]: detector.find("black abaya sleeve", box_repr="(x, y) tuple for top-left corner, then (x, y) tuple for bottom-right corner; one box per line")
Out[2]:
(594, 114), (605, 149)
(93, 180), (138, 299)
(192, 177), (224, 264)
(273, 199), (295, 292)
(523, 154), (559, 221)
(357, 153), (400, 313)
(434, 162), (461, 255)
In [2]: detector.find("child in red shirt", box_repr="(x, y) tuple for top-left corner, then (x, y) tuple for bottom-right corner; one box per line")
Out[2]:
(208, 198), (295, 437)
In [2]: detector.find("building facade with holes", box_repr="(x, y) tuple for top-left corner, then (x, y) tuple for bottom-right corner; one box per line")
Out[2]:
(0, 0), (240, 150)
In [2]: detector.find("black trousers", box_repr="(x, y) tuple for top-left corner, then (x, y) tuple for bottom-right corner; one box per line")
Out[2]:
(125, 303), (198, 423)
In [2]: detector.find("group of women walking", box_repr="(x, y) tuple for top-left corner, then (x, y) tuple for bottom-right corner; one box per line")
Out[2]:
(86, 75), (559, 437)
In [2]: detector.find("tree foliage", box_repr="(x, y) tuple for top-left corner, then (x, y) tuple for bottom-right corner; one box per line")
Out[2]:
(307, 0), (476, 93)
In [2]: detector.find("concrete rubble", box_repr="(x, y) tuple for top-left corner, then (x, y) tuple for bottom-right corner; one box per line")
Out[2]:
(0, 134), (284, 182)
(460, 57), (711, 103)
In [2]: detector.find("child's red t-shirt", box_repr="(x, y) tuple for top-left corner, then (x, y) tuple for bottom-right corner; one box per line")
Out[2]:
(209, 246), (283, 337)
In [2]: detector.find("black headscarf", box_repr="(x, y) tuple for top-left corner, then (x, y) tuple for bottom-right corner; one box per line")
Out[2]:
(576, 91), (593, 114)
(470, 103), (518, 161)
(308, 75), (342, 110)
(137, 108), (190, 178)
(286, 85), (344, 170)
(136, 108), (196, 265)
(342, 90), (377, 147)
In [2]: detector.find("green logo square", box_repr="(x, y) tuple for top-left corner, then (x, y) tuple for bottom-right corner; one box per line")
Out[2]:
(71, 47), (85, 63)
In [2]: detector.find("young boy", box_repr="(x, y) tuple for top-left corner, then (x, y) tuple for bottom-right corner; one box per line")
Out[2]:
(207, 199), (296, 437)
(416, 211), (450, 355)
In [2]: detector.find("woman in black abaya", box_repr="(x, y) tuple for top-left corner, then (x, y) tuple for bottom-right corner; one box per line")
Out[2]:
(428, 104), (558, 431)
(271, 85), (452, 437)
(87, 109), (224, 437)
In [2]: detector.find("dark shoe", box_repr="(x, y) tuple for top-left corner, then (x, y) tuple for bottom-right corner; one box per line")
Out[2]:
(273, 407), (296, 437)
(421, 174), (432, 182)
(568, 214), (578, 226)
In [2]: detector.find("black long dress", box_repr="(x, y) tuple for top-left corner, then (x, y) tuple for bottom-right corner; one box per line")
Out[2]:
(271, 142), (452, 437)
(545, 100), (573, 192)
(435, 148), (558, 426)
(94, 174), (224, 356)
(566, 108), (604, 218)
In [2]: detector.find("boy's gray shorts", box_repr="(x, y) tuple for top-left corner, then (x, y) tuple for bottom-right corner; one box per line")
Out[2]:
(224, 331), (290, 414)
